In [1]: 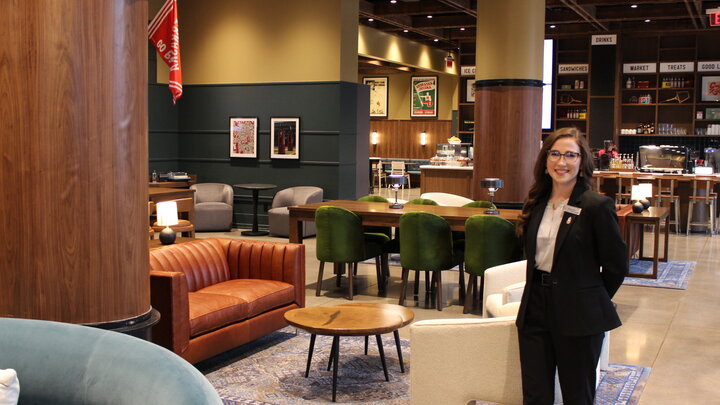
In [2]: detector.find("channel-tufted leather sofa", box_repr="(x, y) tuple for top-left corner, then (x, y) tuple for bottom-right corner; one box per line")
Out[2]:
(149, 238), (305, 364)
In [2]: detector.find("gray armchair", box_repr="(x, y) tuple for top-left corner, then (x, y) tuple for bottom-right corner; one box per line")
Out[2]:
(268, 186), (323, 237)
(190, 183), (234, 231)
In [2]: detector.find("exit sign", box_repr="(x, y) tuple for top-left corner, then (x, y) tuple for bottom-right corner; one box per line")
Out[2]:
(708, 7), (720, 26)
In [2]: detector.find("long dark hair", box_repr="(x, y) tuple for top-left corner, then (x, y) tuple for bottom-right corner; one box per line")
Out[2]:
(515, 127), (594, 238)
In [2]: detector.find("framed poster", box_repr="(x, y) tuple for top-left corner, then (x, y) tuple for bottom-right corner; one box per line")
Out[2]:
(411, 76), (438, 117)
(363, 77), (388, 117)
(466, 79), (475, 102)
(701, 76), (720, 102)
(229, 117), (257, 158)
(270, 117), (300, 159)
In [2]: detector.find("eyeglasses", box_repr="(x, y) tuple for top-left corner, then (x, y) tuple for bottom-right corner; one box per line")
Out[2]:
(547, 150), (580, 163)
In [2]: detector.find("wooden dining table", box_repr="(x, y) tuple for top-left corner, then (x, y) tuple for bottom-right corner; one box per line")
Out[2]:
(287, 200), (521, 244)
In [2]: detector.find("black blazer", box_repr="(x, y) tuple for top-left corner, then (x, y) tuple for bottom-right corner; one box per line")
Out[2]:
(516, 183), (628, 336)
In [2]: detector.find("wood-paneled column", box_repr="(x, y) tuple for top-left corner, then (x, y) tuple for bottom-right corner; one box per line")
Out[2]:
(473, 0), (544, 203)
(0, 1), (150, 327)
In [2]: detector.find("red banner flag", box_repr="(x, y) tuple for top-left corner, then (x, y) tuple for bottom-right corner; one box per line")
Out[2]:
(148, 0), (182, 104)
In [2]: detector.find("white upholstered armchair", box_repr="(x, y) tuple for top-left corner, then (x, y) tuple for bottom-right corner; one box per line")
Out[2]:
(268, 186), (323, 237)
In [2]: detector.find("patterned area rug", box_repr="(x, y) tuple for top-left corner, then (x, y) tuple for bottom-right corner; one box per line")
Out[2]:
(623, 259), (695, 290)
(364, 255), (695, 290)
(201, 328), (650, 405)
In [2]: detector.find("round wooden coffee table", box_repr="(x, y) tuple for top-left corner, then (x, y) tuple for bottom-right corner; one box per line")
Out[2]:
(338, 303), (414, 373)
(284, 305), (403, 402)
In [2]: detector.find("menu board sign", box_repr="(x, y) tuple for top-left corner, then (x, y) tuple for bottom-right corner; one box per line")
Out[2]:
(659, 62), (694, 72)
(460, 66), (476, 77)
(558, 64), (589, 74)
(698, 61), (720, 72)
(623, 63), (657, 74)
(591, 34), (616, 45)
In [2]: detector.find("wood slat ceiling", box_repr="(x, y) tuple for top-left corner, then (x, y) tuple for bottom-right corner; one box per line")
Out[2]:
(359, 0), (720, 74)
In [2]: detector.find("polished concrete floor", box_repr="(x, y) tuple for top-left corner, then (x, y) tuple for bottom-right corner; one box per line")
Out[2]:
(199, 186), (720, 404)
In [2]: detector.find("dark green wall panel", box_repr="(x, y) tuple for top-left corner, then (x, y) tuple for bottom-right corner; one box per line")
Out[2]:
(148, 81), (368, 230)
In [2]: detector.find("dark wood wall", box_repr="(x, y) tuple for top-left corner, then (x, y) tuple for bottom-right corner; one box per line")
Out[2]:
(369, 120), (452, 159)
(0, 1), (149, 323)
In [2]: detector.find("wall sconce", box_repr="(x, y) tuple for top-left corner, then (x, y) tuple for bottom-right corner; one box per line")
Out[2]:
(371, 131), (379, 145)
(420, 131), (427, 146)
(156, 200), (179, 245)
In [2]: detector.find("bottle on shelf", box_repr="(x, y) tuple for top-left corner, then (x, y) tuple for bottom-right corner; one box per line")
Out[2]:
(626, 77), (632, 89)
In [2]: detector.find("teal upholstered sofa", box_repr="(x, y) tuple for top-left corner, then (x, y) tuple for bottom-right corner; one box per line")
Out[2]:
(0, 317), (222, 405)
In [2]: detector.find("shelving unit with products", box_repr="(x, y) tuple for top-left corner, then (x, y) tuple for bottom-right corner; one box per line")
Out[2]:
(617, 32), (720, 146)
(554, 37), (590, 135)
(456, 41), (476, 145)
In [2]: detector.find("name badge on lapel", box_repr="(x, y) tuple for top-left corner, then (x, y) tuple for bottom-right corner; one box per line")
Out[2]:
(564, 205), (582, 216)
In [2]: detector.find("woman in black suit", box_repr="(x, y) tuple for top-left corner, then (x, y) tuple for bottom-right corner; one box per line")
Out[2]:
(515, 128), (628, 404)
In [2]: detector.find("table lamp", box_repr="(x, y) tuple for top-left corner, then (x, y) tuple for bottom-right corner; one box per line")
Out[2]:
(388, 174), (406, 209)
(480, 178), (504, 215)
(156, 200), (179, 245)
(631, 184), (652, 212)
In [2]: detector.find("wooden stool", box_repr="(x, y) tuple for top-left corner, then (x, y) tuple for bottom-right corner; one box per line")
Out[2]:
(686, 177), (717, 235)
(615, 174), (635, 204)
(655, 176), (681, 234)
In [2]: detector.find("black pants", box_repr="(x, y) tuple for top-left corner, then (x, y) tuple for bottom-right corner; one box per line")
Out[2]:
(518, 281), (604, 405)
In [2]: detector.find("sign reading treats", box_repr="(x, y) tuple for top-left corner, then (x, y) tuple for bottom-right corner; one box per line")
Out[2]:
(558, 64), (589, 74)
(660, 62), (694, 72)
(591, 34), (617, 45)
(698, 61), (720, 72)
(461, 66), (476, 77)
(623, 63), (657, 74)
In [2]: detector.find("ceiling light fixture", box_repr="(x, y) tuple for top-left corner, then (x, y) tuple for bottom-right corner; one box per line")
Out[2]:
(644, 19), (651, 23)
(631, 4), (638, 8)
(460, 27), (465, 31)
(390, 0), (397, 3)
(427, 15), (433, 19)
(550, 25), (556, 28)
(403, 29), (408, 33)
(433, 39), (439, 42)
(368, 18), (374, 22)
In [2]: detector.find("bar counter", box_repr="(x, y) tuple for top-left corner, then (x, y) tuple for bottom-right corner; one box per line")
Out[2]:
(420, 165), (473, 198)
(593, 171), (720, 232)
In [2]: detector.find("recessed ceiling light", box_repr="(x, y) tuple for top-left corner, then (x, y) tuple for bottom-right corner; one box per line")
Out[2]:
(644, 19), (651, 23)
(631, 4), (638, 8)
(427, 15), (433, 19)
(368, 18), (374, 22)
(433, 39), (439, 42)
(550, 25), (556, 28)
(403, 29), (408, 33)
(459, 27), (465, 31)
(390, 0), (397, 3)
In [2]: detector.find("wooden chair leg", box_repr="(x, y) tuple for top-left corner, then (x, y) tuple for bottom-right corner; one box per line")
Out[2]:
(375, 256), (385, 294)
(399, 267), (410, 306)
(348, 262), (355, 300)
(413, 270), (420, 295)
(425, 271), (431, 294)
(458, 262), (465, 301)
(316, 262), (325, 296)
(463, 274), (476, 314)
(477, 275), (485, 312)
(435, 271), (443, 311)
(381, 253), (390, 286)
(335, 263), (342, 287)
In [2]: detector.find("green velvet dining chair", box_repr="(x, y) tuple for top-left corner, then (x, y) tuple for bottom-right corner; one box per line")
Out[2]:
(463, 200), (496, 209)
(463, 214), (522, 314)
(398, 212), (463, 311)
(406, 198), (438, 206)
(357, 194), (394, 290)
(315, 206), (389, 300)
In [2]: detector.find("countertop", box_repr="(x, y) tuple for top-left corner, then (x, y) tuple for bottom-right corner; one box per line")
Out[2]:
(420, 165), (473, 170)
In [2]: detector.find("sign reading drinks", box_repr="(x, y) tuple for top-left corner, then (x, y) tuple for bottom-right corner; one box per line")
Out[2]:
(698, 61), (720, 72)
(591, 34), (617, 45)
(558, 64), (589, 74)
(623, 63), (657, 74)
(411, 76), (438, 118)
(460, 66), (476, 77)
(659, 62), (694, 72)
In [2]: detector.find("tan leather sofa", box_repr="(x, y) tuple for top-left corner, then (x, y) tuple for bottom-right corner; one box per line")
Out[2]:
(149, 238), (305, 364)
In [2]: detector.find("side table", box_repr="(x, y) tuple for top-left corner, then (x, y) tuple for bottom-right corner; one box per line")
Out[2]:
(233, 183), (277, 236)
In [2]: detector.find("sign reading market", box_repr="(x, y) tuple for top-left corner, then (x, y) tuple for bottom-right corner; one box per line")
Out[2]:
(623, 63), (657, 74)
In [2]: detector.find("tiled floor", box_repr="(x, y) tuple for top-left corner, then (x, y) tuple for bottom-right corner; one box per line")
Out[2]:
(199, 186), (720, 404)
